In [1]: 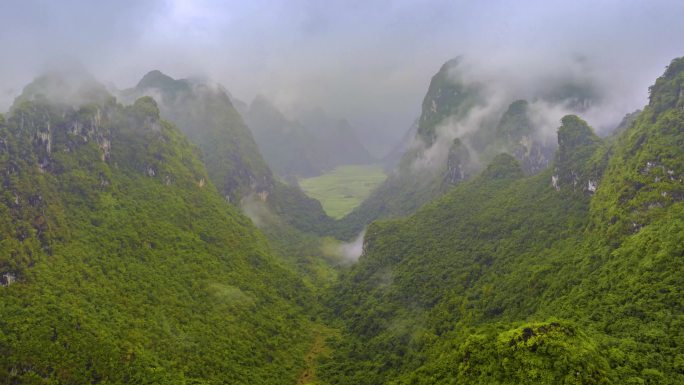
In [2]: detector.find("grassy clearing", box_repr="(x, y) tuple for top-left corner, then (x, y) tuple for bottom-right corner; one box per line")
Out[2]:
(299, 164), (387, 219)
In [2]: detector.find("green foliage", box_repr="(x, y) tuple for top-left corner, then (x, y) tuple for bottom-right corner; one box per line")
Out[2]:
(589, 58), (684, 241)
(648, 57), (684, 118)
(127, 71), (273, 204)
(319, 58), (684, 385)
(396, 321), (613, 385)
(0, 91), (316, 384)
(1, 57), (681, 385)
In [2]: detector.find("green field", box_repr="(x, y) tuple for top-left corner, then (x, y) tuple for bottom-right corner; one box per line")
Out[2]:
(299, 164), (387, 219)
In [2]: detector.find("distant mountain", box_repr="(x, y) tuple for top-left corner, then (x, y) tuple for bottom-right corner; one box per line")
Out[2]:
(124, 70), (273, 204)
(334, 57), (605, 238)
(297, 107), (376, 168)
(0, 75), (316, 383)
(321, 58), (684, 384)
(381, 119), (417, 171)
(244, 97), (375, 178)
(245, 96), (325, 177)
(492, 99), (556, 174)
(123, 71), (336, 269)
(334, 58), (485, 238)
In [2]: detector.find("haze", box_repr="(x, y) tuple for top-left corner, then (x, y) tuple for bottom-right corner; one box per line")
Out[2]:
(1, 0), (683, 156)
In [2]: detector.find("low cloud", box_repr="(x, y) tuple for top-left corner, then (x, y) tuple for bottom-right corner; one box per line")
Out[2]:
(1, 1), (682, 157)
(318, 228), (366, 264)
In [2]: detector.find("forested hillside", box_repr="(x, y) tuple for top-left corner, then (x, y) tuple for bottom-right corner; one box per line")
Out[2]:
(319, 58), (684, 385)
(1, 2), (681, 385)
(0, 77), (316, 383)
(124, 71), (337, 273)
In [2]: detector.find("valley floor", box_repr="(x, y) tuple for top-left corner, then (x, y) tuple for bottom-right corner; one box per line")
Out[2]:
(299, 164), (387, 219)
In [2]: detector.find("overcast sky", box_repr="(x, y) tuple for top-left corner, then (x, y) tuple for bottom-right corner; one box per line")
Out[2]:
(1, 0), (682, 155)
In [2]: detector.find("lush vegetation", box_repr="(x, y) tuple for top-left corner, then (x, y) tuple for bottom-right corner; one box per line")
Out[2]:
(0, 82), (317, 384)
(318, 58), (684, 385)
(126, 70), (339, 281)
(0, 56), (681, 385)
(299, 165), (387, 219)
(125, 70), (274, 204)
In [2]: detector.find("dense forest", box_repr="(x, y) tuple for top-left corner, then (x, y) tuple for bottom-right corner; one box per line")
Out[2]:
(0, 79), (317, 383)
(0, 6), (681, 381)
(319, 58), (683, 384)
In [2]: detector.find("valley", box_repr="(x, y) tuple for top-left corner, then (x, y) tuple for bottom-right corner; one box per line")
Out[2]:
(299, 164), (387, 219)
(0, 2), (682, 384)
(0, 55), (682, 385)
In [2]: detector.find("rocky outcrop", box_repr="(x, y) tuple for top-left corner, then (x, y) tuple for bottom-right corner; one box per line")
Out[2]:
(443, 138), (472, 184)
(495, 100), (555, 175)
(416, 58), (482, 145)
(551, 115), (604, 194)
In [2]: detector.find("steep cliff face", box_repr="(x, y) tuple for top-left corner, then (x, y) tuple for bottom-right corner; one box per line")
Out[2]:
(590, 57), (684, 239)
(0, 79), (315, 383)
(416, 58), (482, 145)
(551, 115), (606, 194)
(495, 100), (556, 174)
(443, 138), (472, 184)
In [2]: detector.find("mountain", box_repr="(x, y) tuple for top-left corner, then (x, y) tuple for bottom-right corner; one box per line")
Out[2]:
(332, 59), (485, 239)
(124, 71), (336, 270)
(319, 58), (684, 385)
(244, 97), (375, 178)
(245, 96), (325, 177)
(297, 107), (376, 168)
(415, 58), (484, 146)
(333, 57), (606, 239)
(492, 99), (556, 174)
(125, 70), (273, 204)
(0, 75), (318, 383)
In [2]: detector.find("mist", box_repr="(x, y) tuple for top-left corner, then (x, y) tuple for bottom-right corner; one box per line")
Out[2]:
(1, 1), (683, 157)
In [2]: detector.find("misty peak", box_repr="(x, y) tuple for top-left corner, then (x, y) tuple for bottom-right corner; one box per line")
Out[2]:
(136, 70), (178, 90)
(496, 99), (531, 141)
(14, 70), (110, 109)
(417, 56), (481, 145)
(250, 95), (279, 113)
(439, 56), (462, 73)
(248, 96), (293, 127)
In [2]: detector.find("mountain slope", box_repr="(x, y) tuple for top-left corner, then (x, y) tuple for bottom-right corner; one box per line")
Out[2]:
(0, 79), (315, 384)
(126, 70), (273, 204)
(320, 58), (684, 384)
(125, 71), (336, 271)
(332, 59), (484, 239)
(333, 55), (615, 240)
